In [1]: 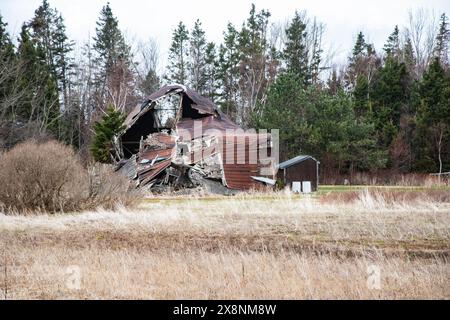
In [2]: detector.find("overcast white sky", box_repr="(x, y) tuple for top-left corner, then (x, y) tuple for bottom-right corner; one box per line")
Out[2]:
(1, 0), (449, 68)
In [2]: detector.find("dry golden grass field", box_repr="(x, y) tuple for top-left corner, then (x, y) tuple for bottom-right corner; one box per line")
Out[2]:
(0, 187), (449, 299)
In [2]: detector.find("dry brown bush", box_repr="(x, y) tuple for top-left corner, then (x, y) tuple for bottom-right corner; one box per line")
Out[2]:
(0, 140), (138, 214)
(85, 163), (138, 210)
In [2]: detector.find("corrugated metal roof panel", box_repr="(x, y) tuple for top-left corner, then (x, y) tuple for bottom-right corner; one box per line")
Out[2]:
(278, 155), (319, 169)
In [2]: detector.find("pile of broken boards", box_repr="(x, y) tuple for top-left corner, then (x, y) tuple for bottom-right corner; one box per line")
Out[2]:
(115, 84), (276, 195)
(116, 131), (235, 194)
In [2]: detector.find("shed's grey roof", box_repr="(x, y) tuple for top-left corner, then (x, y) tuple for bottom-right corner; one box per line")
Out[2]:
(278, 155), (319, 169)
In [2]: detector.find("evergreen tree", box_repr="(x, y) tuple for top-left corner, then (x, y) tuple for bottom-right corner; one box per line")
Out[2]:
(0, 15), (15, 61)
(0, 14), (16, 118)
(91, 106), (126, 163)
(16, 23), (60, 133)
(352, 32), (367, 57)
(402, 37), (416, 76)
(283, 11), (309, 85)
(372, 56), (410, 149)
(93, 2), (135, 113)
(93, 2), (130, 81)
(434, 13), (449, 66)
(414, 58), (450, 172)
(140, 69), (160, 96)
(353, 74), (370, 117)
(204, 42), (219, 101)
(189, 19), (208, 93)
(254, 73), (386, 172)
(253, 72), (313, 160)
(236, 4), (271, 125)
(326, 68), (342, 95)
(28, 0), (74, 105)
(383, 26), (400, 59)
(166, 21), (189, 85)
(345, 31), (379, 91)
(217, 23), (240, 118)
(313, 90), (387, 173)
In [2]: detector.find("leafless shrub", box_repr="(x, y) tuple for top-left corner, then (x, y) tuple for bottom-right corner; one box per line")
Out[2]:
(0, 140), (138, 214)
(85, 163), (140, 210)
(0, 140), (88, 213)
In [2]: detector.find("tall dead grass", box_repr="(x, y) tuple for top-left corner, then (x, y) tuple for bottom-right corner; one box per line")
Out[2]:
(0, 190), (449, 299)
(3, 247), (448, 300)
(322, 171), (448, 186)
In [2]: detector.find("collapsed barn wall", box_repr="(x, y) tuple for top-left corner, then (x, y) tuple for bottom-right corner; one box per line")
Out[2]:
(115, 85), (277, 192)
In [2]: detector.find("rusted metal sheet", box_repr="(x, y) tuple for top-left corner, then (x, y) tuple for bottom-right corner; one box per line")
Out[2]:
(138, 159), (172, 186)
(220, 134), (275, 190)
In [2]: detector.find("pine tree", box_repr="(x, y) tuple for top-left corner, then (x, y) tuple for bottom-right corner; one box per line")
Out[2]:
(413, 58), (450, 172)
(402, 37), (416, 75)
(217, 23), (240, 118)
(434, 13), (449, 65)
(346, 32), (369, 89)
(283, 11), (309, 84)
(0, 15), (16, 89)
(372, 56), (410, 149)
(353, 74), (370, 117)
(140, 69), (160, 96)
(189, 19), (208, 93)
(52, 13), (74, 107)
(93, 2), (130, 79)
(236, 4), (271, 125)
(0, 15), (15, 61)
(252, 72), (313, 160)
(28, 0), (74, 103)
(16, 23), (60, 133)
(383, 26), (400, 59)
(204, 42), (219, 101)
(327, 68), (342, 95)
(93, 3), (135, 113)
(352, 32), (367, 57)
(91, 106), (126, 163)
(166, 21), (189, 85)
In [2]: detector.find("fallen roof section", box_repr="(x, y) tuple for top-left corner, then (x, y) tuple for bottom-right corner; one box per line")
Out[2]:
(116, 84), (277, 193)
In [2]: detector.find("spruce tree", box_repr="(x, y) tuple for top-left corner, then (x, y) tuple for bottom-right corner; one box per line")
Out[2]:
(434, 13), (449, 65)
(414, 58), (450, 172)
(0, 15), (15, 61)
(166, 21), (189, 85)
(204, 42), (219, 101)
(91, 106), (126, 163)
(352, 32), (367, 57)
(371, 56), (410, 149)
(402, 37), (416, 76)
(383, 26), (400, 59)
(17, 23), (60, 133)
(236, 4), (271, 125)
(283, 11), (309, 85)
(93, 2), (131, 88)
(28, 0), (73, 103)
(0, 14), (16, 114)
(189, 19), (208, 93)
(217, 23), (240, 118)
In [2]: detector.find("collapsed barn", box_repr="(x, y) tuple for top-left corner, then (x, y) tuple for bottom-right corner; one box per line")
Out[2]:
(115, 84), (277, 193)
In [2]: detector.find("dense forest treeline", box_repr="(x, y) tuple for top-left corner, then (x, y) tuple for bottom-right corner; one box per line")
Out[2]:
(0, 1), (449, 177)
